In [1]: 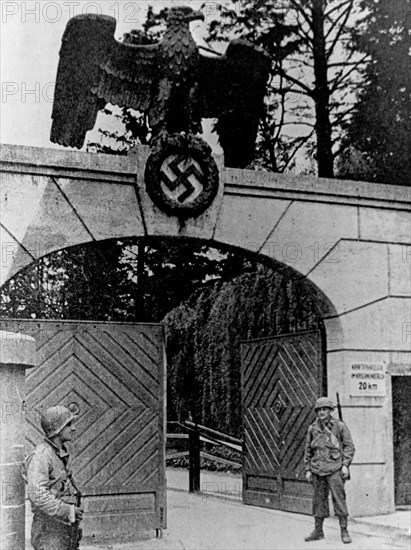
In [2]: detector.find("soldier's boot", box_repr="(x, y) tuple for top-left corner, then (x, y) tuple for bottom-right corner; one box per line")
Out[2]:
(304, 517), (324, 541)
(339, 516), (352, 544)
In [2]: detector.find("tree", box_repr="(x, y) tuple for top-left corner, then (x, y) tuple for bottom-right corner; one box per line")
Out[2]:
(0, 239), (250, 323)
(164, 264), (321, 435)
(0, 241), (130, 320)
(207, 0), (364, 177)
(337, 0), (411, 185)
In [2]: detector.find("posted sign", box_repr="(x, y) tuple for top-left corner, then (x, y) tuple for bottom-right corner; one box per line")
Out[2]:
(350, 363), (387, 396)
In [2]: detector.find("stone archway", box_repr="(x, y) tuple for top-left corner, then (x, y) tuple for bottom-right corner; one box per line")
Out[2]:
(1, 143), (410, 516)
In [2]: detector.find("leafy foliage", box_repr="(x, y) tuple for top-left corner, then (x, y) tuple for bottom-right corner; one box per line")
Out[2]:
(0, 239), (247, 322)
(164, 264), (321, 437)
(206, 0), (362, 176)
(86, 2), (407, 183)
(337, 0), (411, 185)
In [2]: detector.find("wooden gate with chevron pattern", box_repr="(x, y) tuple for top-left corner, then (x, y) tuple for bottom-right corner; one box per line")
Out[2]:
(0, 319), (166, 537)
(241, 330), (325, 515)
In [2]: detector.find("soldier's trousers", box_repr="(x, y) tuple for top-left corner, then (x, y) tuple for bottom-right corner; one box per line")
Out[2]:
(312, 470), (348, 518)
(31, 512), (79, 550)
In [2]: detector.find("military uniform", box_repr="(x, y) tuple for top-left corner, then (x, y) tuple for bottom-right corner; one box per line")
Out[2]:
(303, 397), (355, 544)
(304, 416), (355, 517)
(25, 438), (80, 550)
(23, 406), (81, 550)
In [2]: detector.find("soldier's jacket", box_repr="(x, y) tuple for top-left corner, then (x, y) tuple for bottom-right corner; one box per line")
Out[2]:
(304, 416), (355, 476)
(23, 438), (78, 524)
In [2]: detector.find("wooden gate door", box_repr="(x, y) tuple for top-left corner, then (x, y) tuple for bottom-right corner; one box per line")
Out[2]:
(0, 319), (166, 537)
(241, 330), (325, 514)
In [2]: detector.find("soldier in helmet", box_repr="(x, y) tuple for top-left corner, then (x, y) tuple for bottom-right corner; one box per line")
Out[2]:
(304, 397), (355, 544)
(23, 406), (83, 550)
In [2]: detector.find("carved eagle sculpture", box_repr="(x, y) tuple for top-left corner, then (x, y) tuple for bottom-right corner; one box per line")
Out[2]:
(50, 6), (270, 168)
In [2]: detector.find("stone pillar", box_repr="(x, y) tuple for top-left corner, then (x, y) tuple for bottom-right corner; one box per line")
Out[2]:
(0, 331), (36, 550)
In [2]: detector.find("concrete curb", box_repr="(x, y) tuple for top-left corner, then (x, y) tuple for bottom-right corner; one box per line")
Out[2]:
(350, 517), (411, 542)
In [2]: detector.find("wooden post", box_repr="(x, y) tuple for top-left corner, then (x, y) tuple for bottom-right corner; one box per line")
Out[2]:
(189, 426), (200, 493)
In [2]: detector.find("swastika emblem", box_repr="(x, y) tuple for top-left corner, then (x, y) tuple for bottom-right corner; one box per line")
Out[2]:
(159, 155), (204, 205)
(145, 133), (219, 218)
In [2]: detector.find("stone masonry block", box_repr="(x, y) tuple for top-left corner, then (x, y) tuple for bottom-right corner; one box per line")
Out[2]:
(20, 177), (91, 259)
(0, 172), (48, 242)
(266, 202), (358, 276)
(214, 195), (290, 255)
(327, 297), (411, 351)
(359, 207), (411, 243)
(309, 241), (389, 313)
(0, 227), (33, 286)
(57, 178), (145, 240)
(388, 244), (411, 296)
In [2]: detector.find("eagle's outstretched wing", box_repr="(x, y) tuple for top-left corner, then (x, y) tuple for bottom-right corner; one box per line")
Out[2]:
(51, 14), (158, 148)
(198, 40), (270, 168)
(93, 35), (158, 113)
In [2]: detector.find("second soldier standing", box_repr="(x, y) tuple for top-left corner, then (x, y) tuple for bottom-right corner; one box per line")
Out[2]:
(304, 397), (355, 544)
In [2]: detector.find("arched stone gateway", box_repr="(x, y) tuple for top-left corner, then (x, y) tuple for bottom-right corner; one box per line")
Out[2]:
(1, 144), (410, 517)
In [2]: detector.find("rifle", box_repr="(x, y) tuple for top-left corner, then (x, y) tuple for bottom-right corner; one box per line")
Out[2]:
(336, 392), (343, 421)
(336, 392), (351, 480)
(68, 473), (83, 550)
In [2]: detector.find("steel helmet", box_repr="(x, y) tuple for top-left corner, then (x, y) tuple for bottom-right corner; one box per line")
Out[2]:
(40, 406), (77, 437)
(314, 397), (335, 410)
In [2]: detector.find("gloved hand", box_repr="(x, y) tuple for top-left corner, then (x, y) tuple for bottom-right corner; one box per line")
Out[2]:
(341, 465), (349, 479)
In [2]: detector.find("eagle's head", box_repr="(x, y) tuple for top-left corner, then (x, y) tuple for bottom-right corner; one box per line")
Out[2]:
(167, 6), (205, 25)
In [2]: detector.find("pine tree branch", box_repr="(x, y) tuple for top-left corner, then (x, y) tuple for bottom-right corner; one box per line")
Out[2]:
(294, 24), (314, 46)
(280, 121), (316, 128)
(260, 115), (279, 172)
(272, 86), (306, 95)
(329, 54), (368, 92)
(287, 57), (314, 68)
(274, 72), (286, 143)
(289, 0), (314, 31)
(331, 106), (357, 124)
(324, 0), (352, 20)
(328, 60), (367, 67)
(324, 0), (353, 40)
(274, 67), (313, 96)
(282, 131), (315, 171)
(325, 1), (354, 61)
